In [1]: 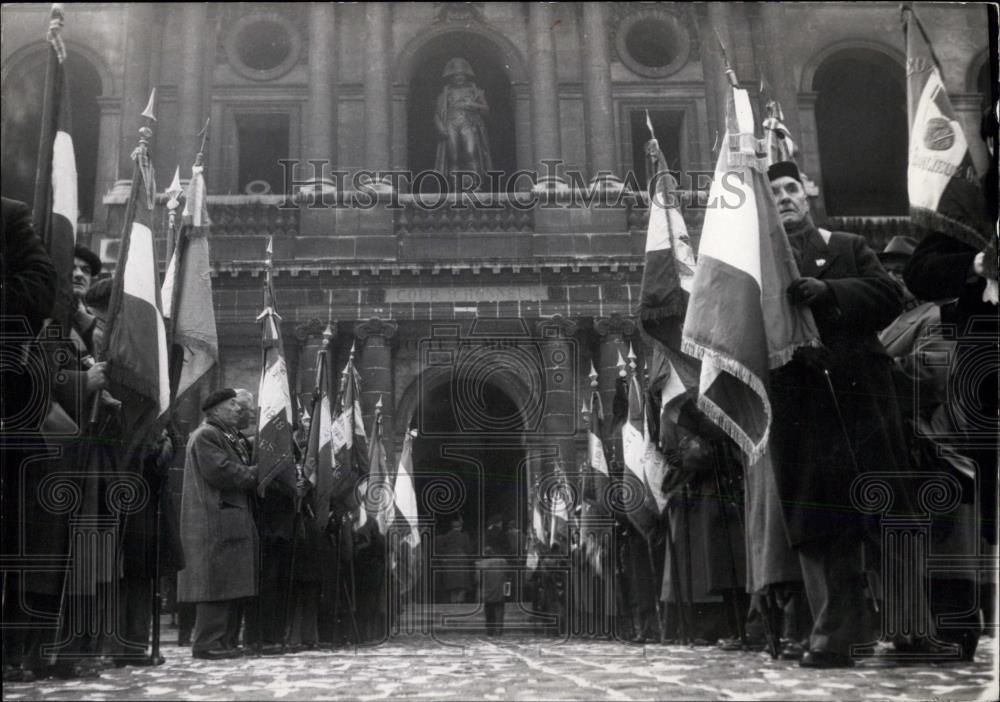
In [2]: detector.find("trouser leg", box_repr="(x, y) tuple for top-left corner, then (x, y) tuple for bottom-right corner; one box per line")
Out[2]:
(798, 537), (866, 656)
(192, 601), (231, 653)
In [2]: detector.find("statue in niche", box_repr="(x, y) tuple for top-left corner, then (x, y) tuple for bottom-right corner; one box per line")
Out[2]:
(434, 57), (493, 188)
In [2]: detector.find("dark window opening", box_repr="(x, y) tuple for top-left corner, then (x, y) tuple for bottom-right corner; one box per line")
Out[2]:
(236, 113), (290, 195)
(629, 109), (683, 189)
(625, 19), (678, 69)
(237, 20), (291, 71)
(814, 51), (908, 216)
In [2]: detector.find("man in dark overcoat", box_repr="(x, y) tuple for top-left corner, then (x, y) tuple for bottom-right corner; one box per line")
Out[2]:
(177, 388), (258, 659)
(767, 161), (908, 668)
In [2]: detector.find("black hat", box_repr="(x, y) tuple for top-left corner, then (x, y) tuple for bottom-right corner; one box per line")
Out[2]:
(201, 388), (237, 413)
(878, 235), (918, 263)
(83, 278), (112, 310)
(767, 160), (802, 183)
(74, 244), (102, 277)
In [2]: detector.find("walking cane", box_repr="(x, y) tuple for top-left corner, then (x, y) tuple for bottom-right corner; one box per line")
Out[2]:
(681, 484), (697, 642)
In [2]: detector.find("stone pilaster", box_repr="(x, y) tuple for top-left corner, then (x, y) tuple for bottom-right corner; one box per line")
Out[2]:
(306, 3), (336, 173)
(119, 3), (155, 175)
(177, 3), (208, 162)
(355, 318), (398, 460)
(528, 3), (561, 176)
(363, 4), (391, 174)
(580, 3), (616, 179)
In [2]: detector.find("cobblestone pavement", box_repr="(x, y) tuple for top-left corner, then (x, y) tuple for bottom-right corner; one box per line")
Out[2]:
(3, 635), (997, 701)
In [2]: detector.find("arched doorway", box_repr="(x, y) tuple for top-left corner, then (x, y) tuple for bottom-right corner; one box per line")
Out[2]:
(1, 47), (102, 221)
(405, 31), (517, 191)
(408, 371), (529, 604)
(813, 48), (908, 216)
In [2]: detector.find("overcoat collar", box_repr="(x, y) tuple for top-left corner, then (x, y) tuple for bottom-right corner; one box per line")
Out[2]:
(792, 225), (836, 278)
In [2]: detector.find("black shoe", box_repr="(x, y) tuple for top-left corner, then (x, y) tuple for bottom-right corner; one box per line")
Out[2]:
(116, 654), (165, 667)
(780, 640), (806, 660)
(192, 648), (240, 661)
(47, 661), (102, 679)
(799, 650), (855, 669)
(258, 643), (285, 656)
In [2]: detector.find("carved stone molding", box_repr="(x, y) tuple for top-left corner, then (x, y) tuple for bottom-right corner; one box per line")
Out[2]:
(536, 314), (578, 340)
(594, 313), (637, 339)
(354, 317), (398, 343)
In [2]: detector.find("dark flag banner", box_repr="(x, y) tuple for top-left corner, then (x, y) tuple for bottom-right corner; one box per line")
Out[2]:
(681, 86), (820, 463)
(32, 4), (77, 334)
(103, 118), (171, 448)
(304, 327), (335, 530)
(618, 350), (662, 538)
(903, 5), (997, 289)
(390, 428), (421, 593)
(161, 157), (218, 404)
(255, 242), (296, 496)
(330, 347), (369, 508)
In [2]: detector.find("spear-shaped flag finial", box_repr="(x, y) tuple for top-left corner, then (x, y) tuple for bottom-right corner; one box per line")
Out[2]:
(715, 30), (739, 88)
(588, 361), (598, 384)
(141, 87), (157, 122)
(645, 109), (656, 144)
(323, 323), (334, 342)
(627, 343), (637, 371)
(196, 117), (211, 163)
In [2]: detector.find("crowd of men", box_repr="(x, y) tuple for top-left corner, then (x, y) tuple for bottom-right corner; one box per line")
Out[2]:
(2, 142), (998, 679)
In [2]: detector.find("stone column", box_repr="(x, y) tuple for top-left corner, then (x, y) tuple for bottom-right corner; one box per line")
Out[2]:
(295, 319), (333, 405)
(528, 3), (561, 177)
(594, 314), (636, 467)
(119, 3), (155, 175)
(756, 3), (802, 145)
(535, 315), (579, 472)
(363, 4), (391, 174)
(306, 3), (336, 175)
(177, 3), (208, 162)
(580, 3), (617, 179)
(93, 97), (121, 225)
(355, 318), (397, 463)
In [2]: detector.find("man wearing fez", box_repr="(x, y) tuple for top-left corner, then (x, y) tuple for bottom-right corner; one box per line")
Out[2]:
(767, 161), (909, 668)
(178, 388), (258, 660)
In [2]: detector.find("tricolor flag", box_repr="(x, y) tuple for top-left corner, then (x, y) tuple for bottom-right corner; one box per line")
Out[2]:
(104, 124), (170, 421)
(547, 463), (574, 549)
(32, 4), (77, 333)
(390, 428), (422, 592)
(637, 127), (700, 450)
(619, 350), (667, 536)
(365, 398), (392, 535)
(255, 246), (296, 497)
(681, 85), (820, 463)
(526, 479), (547, 572)
(304, 327), (335, 529)
(330, 347), (369, 509)
(161, 157), (218, 406)
(582, 367), (610, 511)
(903, 5), (996, 286)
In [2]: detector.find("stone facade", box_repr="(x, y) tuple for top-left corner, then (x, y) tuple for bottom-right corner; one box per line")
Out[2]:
(0, 2), (993, 519)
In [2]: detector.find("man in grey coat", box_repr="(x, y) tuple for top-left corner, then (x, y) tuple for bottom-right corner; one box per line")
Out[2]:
(178, 388), (258, 660)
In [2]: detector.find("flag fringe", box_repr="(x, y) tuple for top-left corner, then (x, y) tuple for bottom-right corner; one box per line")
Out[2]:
(680, 337), (770, 463)
(768, 337), (822, 369)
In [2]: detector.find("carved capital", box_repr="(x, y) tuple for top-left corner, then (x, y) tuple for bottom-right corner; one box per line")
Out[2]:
(536, 314), (578, 340)
(354, 317), (398, 343)
(294, 318), (333, 344)
(594, 313), (636, 339)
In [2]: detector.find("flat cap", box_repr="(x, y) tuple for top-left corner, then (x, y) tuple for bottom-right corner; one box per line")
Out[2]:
(202, 388), (236, 413)
(74, 244), (102, 277)
(767, 160), (802, 184)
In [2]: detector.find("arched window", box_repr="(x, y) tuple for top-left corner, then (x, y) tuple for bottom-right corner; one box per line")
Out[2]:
(1, 48), (102, 221)
(813, 49), (908, 216)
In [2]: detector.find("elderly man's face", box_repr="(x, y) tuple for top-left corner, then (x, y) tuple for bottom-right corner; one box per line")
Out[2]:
(72, 257), (93, 296)
(234, 391), (256, 430)
(770, 176), (809, 227)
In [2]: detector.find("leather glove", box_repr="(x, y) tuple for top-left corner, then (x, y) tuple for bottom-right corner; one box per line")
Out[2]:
(787, 277), (832, 306)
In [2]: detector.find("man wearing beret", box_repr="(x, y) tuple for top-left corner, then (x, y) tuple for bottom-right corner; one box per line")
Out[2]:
(767, 162), (909, 668)
(178, 388), (258, 660)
